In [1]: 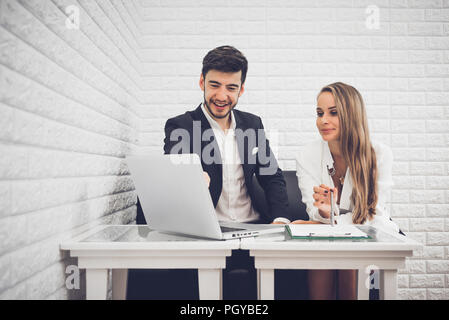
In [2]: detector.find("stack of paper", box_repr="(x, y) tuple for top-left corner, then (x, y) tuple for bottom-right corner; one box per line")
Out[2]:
(286, 224), (370, 239)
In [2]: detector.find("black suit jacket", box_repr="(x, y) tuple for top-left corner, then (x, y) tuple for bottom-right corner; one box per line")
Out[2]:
(136, 105), (290, 224)
(165, 104), (290, 222)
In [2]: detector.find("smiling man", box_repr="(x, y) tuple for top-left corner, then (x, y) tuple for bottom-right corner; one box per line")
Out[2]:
(162, 45), (290, 225)
(132, 46), (291, 299)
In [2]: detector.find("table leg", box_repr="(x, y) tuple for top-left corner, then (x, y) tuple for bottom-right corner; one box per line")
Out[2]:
(380, 270), (397, 300)
(112, 269), (128, 300)
(198, 269), (222, 300)
(357, 269), (370, 300)
(86, 269), (108, 300)
(258, 269), (274, 300)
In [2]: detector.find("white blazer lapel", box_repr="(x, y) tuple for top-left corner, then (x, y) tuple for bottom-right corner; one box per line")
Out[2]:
(321, 141), (335, 187)
(322, 140), (352, 211)
(339, 169), (353, 210)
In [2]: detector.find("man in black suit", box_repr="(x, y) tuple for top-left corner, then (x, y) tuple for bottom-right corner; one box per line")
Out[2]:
(163, 46), (290, 225)
(132, 46), (291, 299)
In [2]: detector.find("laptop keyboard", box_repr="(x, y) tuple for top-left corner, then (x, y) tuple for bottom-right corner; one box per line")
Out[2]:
(220, 226), (245, 233)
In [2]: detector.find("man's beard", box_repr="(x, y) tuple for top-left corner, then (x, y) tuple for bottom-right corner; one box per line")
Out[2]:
(203, 92), (238, 120)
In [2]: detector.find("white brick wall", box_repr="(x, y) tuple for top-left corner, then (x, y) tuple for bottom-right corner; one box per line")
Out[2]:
(0, 0), (141, 299)
(134, 0), (449, 300)
(0, 0), (448, 300)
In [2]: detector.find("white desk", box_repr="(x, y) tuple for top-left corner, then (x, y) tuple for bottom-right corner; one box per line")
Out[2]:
(60, 225), (239, 300)
(240, 226), (421, 300)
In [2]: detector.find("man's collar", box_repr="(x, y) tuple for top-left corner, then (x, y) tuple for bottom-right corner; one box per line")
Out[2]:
(201, 103), (236, 131)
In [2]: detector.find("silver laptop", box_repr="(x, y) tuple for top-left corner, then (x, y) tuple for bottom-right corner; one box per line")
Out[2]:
(126, 153), (285, 240)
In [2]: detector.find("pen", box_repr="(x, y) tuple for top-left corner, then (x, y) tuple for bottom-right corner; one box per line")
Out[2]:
(330, 189), (334, 227)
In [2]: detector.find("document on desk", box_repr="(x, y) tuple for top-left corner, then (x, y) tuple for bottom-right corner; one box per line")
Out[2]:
(286, 224), (370, 239)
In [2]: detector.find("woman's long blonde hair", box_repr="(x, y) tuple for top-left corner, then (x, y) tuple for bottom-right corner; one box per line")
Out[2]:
(319, 82), (378, 224)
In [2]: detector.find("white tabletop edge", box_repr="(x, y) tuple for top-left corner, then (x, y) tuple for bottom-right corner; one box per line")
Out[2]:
(60, 224), (241, 251)
(61, 240), (240, 251)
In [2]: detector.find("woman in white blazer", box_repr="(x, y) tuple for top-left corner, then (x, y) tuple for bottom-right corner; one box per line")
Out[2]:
(294, 82), (400, 300)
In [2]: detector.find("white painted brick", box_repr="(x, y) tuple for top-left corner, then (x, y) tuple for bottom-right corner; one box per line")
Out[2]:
(1, 0), (448, 301)
(409, 106), (445, 119)
(409, 191), (445, 204)
(391, 134), (408, 147)
(400, 259), (426, 274)
(409, 218), (445, 232)
(422, 246), (445, 259)
(3, 0), (139, 116)
(0, 0), (141, 299)
(427, 233), (449, 246)
(425, 9), (449, 21)
(427, 205), (449, 217)
(409, 0), (443, 8)
(0, 214), (28, 256)
(428, 289), (449, 300)
(392, 162), (409, 175)
(408, 23), (442, 35)
(397, 289), (427, 300)
(0, 67), (136, 143)
(410, 162), (445, 176)
(0, 102), (15, 141)
(391, 190), (410, 203)
(398, 274), (409, 288)
(0, 182), (11, 217)
(411, 52), (444, 65)
(426, 64), (449, 77)
(390, 105), (408, 119)
(393, 148), (426, 161)
(426, 121), (449, 134)
(392, 204), (426, 217)
(390, 37), (426, 49)
(390, 92), (426, 105)
(391, 120), (425, 133)
(427, 37), (449, 49)
(426, 177), (449, 190)
(410, 275), (445, 288)
(0, 278), (28, 299)
(427, 260), (449, 273)
(426, 148), (449, 161)
(407, 134), (447, 148)
(426, 93), (449, 106)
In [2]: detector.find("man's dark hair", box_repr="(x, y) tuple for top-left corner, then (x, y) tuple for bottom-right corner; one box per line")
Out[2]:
(202, 45), (248, 84)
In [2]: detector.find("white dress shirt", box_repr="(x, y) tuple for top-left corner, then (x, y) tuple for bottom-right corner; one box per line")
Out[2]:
(201, 104), (261, 223)
(296, 139), (400, 235)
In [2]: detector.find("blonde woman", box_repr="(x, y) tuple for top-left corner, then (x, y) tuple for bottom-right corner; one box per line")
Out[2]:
(294, 82), (400, 300)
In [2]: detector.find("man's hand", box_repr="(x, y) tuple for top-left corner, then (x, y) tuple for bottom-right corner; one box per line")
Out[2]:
(203, 171), (210, 188)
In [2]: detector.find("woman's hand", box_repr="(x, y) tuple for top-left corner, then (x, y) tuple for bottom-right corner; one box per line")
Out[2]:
(312, 184), (338, 219)
(291, 220), (323, 224)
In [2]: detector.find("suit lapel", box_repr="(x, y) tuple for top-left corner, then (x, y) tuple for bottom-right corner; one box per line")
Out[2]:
(192, 105), (222, 165)
(192, 105), (222, 207)
(322, 140), (352, 210)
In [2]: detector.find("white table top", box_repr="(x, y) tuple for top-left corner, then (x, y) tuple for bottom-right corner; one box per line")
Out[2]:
(60, 225), (421, 253)
(60, 225), (240, 251)
(240, 226), (422, 252)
